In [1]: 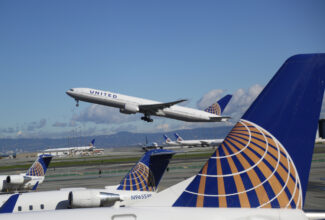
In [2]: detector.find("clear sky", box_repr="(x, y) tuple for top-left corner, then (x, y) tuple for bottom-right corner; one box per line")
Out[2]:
(0, 0), (325, 138)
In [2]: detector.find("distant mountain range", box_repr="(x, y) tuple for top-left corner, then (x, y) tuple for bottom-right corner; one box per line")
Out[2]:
(0, 126), (232, 153)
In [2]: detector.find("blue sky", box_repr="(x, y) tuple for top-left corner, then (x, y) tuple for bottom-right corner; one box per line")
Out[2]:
(0, 1), (325, 138)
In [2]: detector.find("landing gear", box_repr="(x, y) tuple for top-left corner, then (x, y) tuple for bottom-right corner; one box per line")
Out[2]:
(141, 114), (153, 122)
(75, 99), (79, 107)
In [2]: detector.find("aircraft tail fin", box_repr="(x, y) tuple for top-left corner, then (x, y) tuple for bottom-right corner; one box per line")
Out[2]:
(90, 139), (95, 146)
(26, 154), (53, 177)
(117, 149), (175, 191)
(163, 135), (172, 144)
(173, 54), (325, 209)
(0, 194), (19, 213)
(204, 94), (232, 115)
(174, 133), (183, 142)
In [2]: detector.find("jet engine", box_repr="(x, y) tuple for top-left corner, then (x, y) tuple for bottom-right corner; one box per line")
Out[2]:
(6, 175), (25, 185)
(119, 103), (139, 114)
(68, 190), (121, 208)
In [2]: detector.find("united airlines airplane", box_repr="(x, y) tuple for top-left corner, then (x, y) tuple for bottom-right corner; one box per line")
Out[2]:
(3, 54), (325, 219)
(0, 149), (174, 213)
(66, 88), (232, 123)
(0, 155), (52, 193)
(174, 133), (223, 147)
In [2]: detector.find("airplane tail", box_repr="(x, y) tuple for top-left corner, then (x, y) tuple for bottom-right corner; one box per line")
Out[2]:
(117, 149), (175, 192)
(204, 94), (232, 115)
(174, 133), (183, 142)
(163, 135), (172, 144)
(89, 139), (95, 146)
(26, 154), (53, 177)
(173, 54), (325, 208)
(0, 194), (19, 213)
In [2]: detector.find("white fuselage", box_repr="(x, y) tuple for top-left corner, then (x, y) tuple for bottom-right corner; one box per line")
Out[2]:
(176, 138), (224, 147)
(66, 88), (226, 122)
(0, 174), (44, 193)
(0, 186), (156, 213)
(1, 206), (310, 220)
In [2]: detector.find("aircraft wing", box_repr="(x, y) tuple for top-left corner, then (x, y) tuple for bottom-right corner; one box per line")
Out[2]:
(139, 99), (187, 114)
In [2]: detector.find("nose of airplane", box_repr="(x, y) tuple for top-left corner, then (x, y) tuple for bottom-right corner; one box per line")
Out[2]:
(66, 89), (75, 97)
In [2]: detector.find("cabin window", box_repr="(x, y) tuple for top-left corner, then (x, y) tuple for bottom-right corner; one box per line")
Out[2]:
(18, 206), (22, 211)
(40, 204), (44, 209)
(29, 205), (33, 210)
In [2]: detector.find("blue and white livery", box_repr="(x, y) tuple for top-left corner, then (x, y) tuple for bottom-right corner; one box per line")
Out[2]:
(66, 88), (232, 123)
(0, 155), (52, 193)
(0, 149), (175, 213)
(3, 54), (325, 219)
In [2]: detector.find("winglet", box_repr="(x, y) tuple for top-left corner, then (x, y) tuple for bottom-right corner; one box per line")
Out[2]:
(0, 194), (19, 213)
(117, 149), (175, 191)
(204, 94), (232, 115)
(173, 54), (325, 208)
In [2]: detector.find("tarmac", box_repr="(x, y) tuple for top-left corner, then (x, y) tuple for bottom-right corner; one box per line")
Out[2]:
(1, 146), (325, 211)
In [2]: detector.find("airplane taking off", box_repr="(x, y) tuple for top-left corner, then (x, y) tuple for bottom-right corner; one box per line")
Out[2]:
(0, 155), (52, 193)
(66, 88), (232, 123)
(4, 54), (325, 219)
(0, 149), (175, 213)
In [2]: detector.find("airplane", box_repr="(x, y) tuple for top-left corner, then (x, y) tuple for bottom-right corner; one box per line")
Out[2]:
(0, 155), (52, 193)
(0, 152), (16, 159)
(173, 133), (223, 147)
(3, 54), (325, 219)
(0, 149), (175, 213)
(39, 139), (99, 157)
(141, 136), (160, 152)
(66, 87), (232, 123)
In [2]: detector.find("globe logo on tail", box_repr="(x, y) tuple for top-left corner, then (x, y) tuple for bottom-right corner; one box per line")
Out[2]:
(26, 162), (45, 176)
(119, 162), (155, 191)
(204, 103), (221, 115)
(174, 119), (302, 208)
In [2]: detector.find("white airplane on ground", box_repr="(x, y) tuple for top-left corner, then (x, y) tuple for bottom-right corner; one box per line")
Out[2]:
(0, 155), (52, 193)
(141, 136), (160, 152)
(38, 139), (101, 157)
(66, 88), (232, 123)
(3, 54), (325, 219)
(167, 133), (223, 147)
(0, 149), (175, 213)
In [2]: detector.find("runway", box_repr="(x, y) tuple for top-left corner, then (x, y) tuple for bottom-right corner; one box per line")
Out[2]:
(1, 146), (324, 210)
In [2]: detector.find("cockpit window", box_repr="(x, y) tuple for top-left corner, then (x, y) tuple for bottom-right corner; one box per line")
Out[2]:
(69, 89), (74, 91)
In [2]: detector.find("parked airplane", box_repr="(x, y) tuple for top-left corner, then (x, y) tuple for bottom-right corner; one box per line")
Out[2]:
(0, 152), (16, 159)
(0, 149), (175, 213)
(4, 54), (325, 219)
(141, 136), (160, 152)
(0, 155), (52, 193)
(66, 88), (232, 123)
(38, 139), (102, 157)
(173, 133), (223, 147)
